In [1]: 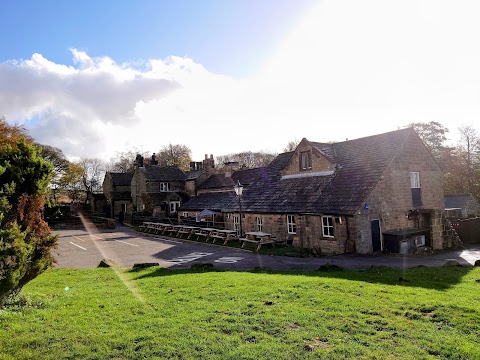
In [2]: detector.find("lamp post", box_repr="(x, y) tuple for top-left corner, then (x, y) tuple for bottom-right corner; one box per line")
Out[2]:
(234, 180), (244, 237)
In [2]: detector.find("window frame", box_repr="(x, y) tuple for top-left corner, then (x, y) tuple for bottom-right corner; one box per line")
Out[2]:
(300, 150), (312, 171)
(160, 182), (171, 192)
(410, 172), (420, 188)
(287, 215), (297, 234)
(233, 214), (240, 235)
(169, 201), (180, 214)
(256, 217), (263, 232)
(322, 215), (335, 238)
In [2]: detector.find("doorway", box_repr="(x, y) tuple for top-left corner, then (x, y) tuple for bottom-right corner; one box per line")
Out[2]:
(371, 219), (382, 252)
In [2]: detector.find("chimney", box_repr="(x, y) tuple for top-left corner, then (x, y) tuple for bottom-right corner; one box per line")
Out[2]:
(151, 153), (158, 165)
(135, 154), (144, 168)
(224, 161), (239, 177)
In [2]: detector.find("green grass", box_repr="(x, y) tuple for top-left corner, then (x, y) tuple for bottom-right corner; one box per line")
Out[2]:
(1, 267), (480, 359)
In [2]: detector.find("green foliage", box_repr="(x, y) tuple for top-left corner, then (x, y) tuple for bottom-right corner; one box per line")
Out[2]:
(0, 139), (57, 306)
(1, 267), (479, 359)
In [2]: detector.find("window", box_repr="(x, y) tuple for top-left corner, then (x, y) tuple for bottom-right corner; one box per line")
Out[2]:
(182, 212), (189, 217)
(160, 182), (170, 192)
(121, 203), (127, 212)
(287, 215), (296, 234)
(300, 151), (312, 171)
(410, 172), (420, 188)
(322, 216), (334, 237)
(410, 172), (422, 207)
(169, 201), (180, 214)
(233, 214), (240, 235)
(256, 217), (263, 232)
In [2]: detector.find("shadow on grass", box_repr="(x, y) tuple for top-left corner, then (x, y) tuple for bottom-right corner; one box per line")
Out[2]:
(129, 263), (478, 291)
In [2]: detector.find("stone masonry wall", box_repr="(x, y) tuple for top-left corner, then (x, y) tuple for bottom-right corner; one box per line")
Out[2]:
(282, 140), (336, 176)
(355, 133), (444, 253)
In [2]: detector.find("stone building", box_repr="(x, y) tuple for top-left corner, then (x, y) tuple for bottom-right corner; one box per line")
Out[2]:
(445, 193), (480, 218)
(130, 154), (188, 218)
(180, 128), (455, 254)
(102, 172), (133, 219)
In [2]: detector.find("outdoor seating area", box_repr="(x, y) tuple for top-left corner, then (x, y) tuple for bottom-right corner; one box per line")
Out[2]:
(138, 222), (287, 251)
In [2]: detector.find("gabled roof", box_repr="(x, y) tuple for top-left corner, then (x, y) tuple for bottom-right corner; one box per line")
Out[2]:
(223, 128), (415, 215)
(110, 172), (133, 186)
(143, 165), (185, 181)
(310, 142), (337, 163)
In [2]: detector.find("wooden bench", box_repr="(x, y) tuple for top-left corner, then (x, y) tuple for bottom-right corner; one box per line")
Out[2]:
(239, 237), (275, 252)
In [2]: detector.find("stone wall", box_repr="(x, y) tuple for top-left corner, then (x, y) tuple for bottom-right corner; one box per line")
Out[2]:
(354, 133), (445, 253)
(224, 212), (349, 255)
(281, 140), (336, 176)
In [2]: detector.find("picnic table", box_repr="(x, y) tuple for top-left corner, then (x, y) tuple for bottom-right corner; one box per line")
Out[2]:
(241, 231), (276, 251)
(208, 229), (238, 245)
(176, 225), (200, 239)
(194, 227), (217, 240)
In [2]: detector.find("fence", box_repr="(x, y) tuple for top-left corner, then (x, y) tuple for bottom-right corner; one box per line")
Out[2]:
(450, 218), (480, 245)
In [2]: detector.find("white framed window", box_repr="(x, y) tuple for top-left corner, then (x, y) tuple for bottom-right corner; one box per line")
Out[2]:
(233, 214), (240, 235)
(169, 201), (180, 213)
(410, 172), (420, 188)
(182, 212), (189, 217)
(160, 182), (170, 192)
(322, 216), (334, 238)
(300, 151), (312, 171)
(256, 217), (263, 232)
(287, 215), (296, 234)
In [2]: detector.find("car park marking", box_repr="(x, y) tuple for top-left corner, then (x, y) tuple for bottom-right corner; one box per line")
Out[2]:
(215, 257), (243, 263)
(167, 252), (213, 264)
(73, 236), (85, 242)
(117, 240), (139, 247)
(69, 242), (87, 250)
(159, 238), (182, 244)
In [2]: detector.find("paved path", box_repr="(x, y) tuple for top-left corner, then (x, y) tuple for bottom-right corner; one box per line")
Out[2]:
(54, 226), (480, 271)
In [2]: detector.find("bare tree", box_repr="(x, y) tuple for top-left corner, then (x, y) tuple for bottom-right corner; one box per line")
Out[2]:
(216, 151), (277, 169)
(107, 148), (150, 173)
(283, 139), (300, 152)
(157, 144), (192, 171)
(457, 125), (480, 197)
(79, 158), (106, 205)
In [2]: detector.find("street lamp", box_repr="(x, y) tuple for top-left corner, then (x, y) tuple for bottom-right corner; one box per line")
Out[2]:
(234, 180), (244, 237)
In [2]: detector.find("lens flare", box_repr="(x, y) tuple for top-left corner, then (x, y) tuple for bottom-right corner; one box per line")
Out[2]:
(77, 212), (146, 304)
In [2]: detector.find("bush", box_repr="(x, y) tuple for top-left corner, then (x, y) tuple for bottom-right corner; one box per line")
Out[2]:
(0, 139), (57, 306)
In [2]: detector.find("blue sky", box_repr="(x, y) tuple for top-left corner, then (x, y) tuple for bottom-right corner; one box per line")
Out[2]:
(1, 1), (480, 161)
(0, 0), (314, 77)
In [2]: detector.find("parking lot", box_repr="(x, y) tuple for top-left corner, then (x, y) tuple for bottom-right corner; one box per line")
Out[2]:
(54, 226), (480, 271)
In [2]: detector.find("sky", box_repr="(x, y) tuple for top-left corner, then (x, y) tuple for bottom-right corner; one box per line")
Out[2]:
(1, 0), (480, 162)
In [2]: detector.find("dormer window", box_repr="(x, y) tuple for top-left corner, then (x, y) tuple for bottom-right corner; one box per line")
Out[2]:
(160, 182), (170, 192)
(300, 151), (312, 171)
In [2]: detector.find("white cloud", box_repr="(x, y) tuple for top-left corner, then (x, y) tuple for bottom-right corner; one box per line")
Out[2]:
(1, 1), (480, 162)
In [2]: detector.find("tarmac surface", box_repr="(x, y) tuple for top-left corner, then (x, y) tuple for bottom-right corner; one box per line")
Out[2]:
(54, 225), (480, 271)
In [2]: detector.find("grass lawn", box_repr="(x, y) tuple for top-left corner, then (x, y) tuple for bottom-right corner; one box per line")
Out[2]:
(1, 266), (480, 359)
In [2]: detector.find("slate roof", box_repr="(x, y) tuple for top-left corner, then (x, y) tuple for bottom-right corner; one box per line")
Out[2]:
(143, 165), (186, 181)
(445, 194), (478, 209)
(111, 191), (132, 201)
(223, 128), (415, 215)
(185, 169), (204, 181)
(179, 191), (236, 211)
(110, 172), (133, 186)
(180, 129), (418, 216)
(198, 167), (272, 190)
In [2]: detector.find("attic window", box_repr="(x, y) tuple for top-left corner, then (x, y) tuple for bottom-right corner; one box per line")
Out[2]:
(160, 182), (170, 192)
(300, 151), (312, 171)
